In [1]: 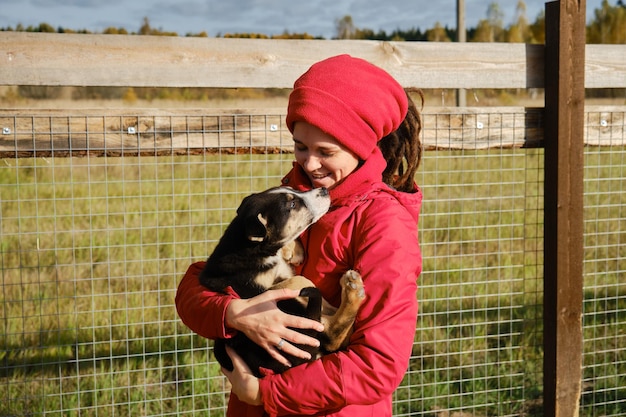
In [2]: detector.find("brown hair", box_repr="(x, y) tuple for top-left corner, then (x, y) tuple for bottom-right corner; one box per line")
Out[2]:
(378, 88), (424, 192)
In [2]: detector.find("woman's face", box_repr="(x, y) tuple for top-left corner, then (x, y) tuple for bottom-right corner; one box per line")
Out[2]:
(292, 122), (360, 189)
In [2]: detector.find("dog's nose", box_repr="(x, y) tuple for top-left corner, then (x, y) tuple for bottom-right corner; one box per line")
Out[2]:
(318, 187), (329, 197)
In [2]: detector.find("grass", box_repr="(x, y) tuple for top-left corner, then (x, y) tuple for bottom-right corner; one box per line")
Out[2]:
(1, 147), (624, 416)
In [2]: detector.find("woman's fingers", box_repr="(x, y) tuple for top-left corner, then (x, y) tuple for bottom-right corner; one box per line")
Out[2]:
(285, 311), (326, 334)
(224, 345), (251, 373)
(260, 339), (293, 368)
(262, 335), (317, 367)
(226, 287), (325, 362)
(262, 289), (324, 358)
(282, 326), (321, 349)
(263, 289), (325, 333)
(222, 346), (262, 405)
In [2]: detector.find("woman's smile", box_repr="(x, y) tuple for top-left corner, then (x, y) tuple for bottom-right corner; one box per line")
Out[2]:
(292, 122), (360, 189)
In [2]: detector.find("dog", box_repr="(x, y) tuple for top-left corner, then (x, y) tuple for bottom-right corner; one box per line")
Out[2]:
(199, 186), (365, 377)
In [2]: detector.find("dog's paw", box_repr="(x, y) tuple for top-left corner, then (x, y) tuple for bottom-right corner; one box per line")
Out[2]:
(340, 270), (365, 302)
(280, 240), (304, 266)
(290, 240), (305, 265)
(281, 240), (305, 266)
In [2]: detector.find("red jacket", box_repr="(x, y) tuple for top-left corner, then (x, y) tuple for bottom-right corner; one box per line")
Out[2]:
(176, 148), (422, 417)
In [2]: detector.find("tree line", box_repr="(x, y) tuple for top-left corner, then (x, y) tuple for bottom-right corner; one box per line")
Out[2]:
(2, 0), (624, 44)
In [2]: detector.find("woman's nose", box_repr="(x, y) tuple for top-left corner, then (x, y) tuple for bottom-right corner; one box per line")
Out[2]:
(303, 155), (321, 171)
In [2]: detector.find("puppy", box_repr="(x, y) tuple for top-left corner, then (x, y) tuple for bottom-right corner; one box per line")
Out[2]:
(199, 186), (365, 377)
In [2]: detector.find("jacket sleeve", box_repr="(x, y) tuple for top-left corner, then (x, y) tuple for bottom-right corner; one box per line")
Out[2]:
(259, 198), (421, 416)
(175, 261), (239, 340)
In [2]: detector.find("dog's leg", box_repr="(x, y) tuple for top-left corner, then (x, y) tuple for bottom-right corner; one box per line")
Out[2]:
(271, 275), (317, 312)
(320, 270), (365, 353)
(269, 271), (365, 354)
(271, 274), (315, 291)
(280, 240), (305, 266)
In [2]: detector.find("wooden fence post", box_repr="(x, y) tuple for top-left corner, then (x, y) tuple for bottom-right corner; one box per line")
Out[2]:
(543, 0), (586, 416)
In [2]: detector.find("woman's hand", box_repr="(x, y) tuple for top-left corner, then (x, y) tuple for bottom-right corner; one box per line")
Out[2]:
(225, 288), (324, 367)
(222, 346), (262, 405)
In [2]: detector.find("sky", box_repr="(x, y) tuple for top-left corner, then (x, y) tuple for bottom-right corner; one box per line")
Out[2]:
(0, 0), (608, 39)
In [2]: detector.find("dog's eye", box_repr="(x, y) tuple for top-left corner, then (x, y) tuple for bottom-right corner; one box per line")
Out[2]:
(288, 201), (297, 209)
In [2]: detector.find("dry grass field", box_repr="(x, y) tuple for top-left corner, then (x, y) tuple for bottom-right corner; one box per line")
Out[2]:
(1, 90), (624, 416)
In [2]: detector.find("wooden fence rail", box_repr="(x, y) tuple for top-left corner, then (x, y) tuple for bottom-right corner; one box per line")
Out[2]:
(1, 106), (624, 158)
(1, 32), (625, 90)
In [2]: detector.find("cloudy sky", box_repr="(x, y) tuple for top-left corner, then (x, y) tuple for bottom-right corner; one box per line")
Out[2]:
(0, 0), (608, 38)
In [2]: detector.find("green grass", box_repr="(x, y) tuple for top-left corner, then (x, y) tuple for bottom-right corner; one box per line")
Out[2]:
(1, 149), (624, 416)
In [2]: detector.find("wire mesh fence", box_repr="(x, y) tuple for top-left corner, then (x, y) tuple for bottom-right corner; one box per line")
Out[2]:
(580, 109), (626, 417)
(0, 109), (624, 416)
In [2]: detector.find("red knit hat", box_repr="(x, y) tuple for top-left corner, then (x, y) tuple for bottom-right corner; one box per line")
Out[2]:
(286, 54), (408, 160)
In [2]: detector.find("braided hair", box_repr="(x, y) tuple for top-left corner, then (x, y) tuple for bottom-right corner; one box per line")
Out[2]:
(378, 88), (424, 192)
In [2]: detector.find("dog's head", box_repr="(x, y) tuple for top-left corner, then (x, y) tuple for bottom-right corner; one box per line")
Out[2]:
(237, 187), (330, 246)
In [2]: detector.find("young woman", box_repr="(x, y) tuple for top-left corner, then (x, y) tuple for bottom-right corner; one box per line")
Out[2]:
(176, 54), (424, 417)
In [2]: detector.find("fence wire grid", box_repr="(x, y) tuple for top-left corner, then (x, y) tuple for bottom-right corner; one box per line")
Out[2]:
(0, 110), (624, 417)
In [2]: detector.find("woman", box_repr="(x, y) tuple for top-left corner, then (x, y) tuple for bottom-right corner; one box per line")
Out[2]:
(176, 54), (423, 417)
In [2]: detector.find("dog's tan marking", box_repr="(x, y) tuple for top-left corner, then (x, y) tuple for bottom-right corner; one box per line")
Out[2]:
(282, 207), (315, 243)
(254, 256), (294, 288)
(248, 213), (268, 242)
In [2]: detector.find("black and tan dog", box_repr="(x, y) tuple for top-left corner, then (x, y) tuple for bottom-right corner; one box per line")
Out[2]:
(199, 186), (365, 377)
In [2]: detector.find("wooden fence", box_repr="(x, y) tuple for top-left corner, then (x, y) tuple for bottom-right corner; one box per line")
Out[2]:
(1, 1), (625, 416)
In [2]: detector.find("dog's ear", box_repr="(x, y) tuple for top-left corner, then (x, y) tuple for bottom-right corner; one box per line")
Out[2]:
(237, 194), (256, 215)
(246, 213), (268, 242)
